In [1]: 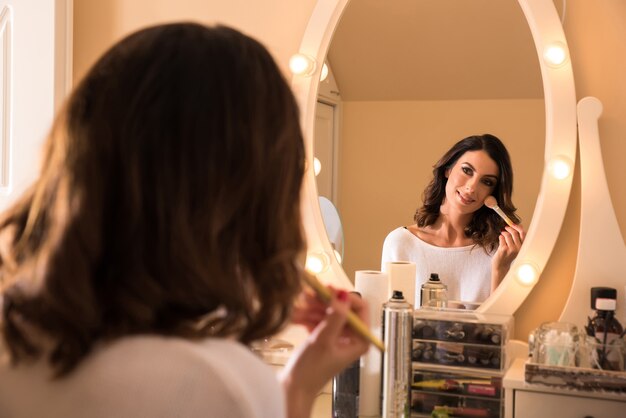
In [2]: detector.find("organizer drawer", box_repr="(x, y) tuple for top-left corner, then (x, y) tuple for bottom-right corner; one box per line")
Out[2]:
(413, 339), (504, 370)
(412, 370), (502, 398)
(411, 391), (502, 417)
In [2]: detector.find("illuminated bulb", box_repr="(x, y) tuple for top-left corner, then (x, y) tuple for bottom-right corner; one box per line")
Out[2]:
(547, 156), (573, 180)
(516, 263), (538, 286)
(543, 43), (568, 67)
(313, 157), (322, 176)
(320, 63), (329, 82)
(289, 53), (317, 76)
(333, 248), (342, 264)
(305, 252), (330, 274)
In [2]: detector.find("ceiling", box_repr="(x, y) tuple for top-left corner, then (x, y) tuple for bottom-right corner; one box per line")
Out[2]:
(326, 0), (552, 101)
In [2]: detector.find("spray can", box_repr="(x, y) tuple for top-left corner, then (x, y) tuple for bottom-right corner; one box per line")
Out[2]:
(420, 273), (448, 308)
(381, 290), (413, 418)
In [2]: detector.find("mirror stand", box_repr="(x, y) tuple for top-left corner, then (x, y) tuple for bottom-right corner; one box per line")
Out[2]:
(560, 97), (626, 325)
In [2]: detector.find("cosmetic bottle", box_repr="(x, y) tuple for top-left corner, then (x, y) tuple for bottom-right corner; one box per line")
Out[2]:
(420, 273), (447, 308)
(332, 358), (360, 418)
(332, 292), (361, 417)
(584, 287), (624, 370)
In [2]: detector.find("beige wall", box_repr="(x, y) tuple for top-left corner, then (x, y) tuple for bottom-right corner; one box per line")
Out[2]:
(338, 99), (545, 283)
(73, 0), (626, 340)
(73, 0), (317, 83)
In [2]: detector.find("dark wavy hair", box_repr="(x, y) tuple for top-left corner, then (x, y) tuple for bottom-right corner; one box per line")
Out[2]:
(414, 134), (520, 252)
(0, 23), (305, 376)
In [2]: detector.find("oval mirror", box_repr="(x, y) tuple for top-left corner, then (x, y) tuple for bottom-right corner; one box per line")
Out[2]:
(294, 0), (576, 316)
(316, 0), (545, 292)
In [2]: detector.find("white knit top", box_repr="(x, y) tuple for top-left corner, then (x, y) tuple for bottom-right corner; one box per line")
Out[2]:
(381, 226), (493, 304)
(0, 335), (284, 418)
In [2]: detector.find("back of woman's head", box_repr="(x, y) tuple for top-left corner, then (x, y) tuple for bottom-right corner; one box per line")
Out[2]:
(0, 23), (305, 375)
(415, 134), (519, 249)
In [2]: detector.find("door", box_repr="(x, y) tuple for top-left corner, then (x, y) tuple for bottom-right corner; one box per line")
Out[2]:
(0, 0), (71, 211)
(314, 100), (337, 203)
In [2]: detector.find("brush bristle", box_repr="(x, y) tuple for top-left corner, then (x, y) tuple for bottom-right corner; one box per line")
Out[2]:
(484, 195), (497, 208)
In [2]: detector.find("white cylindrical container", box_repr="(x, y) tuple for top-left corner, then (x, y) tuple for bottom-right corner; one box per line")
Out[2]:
(355, 270), (389, 417)
(385, 261), (417, 308)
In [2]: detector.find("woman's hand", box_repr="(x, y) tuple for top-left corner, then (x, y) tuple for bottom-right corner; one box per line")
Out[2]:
(279, 287), (370, 418)
(289, 286), (330, 332)
(491, 223), (526, 291)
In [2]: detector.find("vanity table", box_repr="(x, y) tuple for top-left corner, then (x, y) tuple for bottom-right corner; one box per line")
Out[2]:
(503, 358), (626, 418)
(290, 0), (618, 417)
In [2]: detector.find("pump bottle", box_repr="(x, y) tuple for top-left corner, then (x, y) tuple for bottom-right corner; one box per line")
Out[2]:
(585, 287), (624, 370)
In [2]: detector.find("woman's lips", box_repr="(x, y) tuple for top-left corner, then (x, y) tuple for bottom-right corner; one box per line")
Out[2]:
(457, 190), (475, 205)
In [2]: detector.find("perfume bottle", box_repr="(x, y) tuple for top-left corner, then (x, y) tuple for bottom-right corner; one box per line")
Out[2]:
(584, 287), (624, 370)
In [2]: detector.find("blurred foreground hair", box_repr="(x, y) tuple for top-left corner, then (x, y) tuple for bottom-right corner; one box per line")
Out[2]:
(0, 23), (305, 376)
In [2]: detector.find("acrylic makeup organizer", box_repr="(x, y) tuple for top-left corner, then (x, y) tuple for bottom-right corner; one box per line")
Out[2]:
(410, 309), (513, 418)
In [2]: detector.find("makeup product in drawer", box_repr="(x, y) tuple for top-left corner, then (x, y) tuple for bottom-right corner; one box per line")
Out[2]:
(412, 309), (512, 372)
(413, 318), (505, 346)
(410, 391), (502, 418)
(412, 369), (502, 398)
(412, 340), (503, 370)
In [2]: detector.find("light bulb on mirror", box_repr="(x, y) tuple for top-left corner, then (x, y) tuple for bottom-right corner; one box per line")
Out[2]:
(543, 42), (568, 68)
(516, 262), (539, 286)
(547, 155), (573, 180)
(313, 157), (322, 176)
(289, 53), (317, 76)
(305, 251), (330, 274)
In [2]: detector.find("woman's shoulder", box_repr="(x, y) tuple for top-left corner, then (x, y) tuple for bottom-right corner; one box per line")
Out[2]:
(99, 336), (284, 417)
(382, 226), (420, 264)
(384, 225), (432, 249)
(0, 336), (284, 418)
(90, 335), (256, 364)
(92, 336), (279, 394)
(384, 225), (414, 242)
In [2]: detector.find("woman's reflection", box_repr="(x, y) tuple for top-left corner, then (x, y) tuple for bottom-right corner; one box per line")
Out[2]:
(381, 134), (525, 305)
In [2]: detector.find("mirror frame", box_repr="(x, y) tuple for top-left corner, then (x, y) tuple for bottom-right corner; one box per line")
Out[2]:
(293, 0), (576, 315)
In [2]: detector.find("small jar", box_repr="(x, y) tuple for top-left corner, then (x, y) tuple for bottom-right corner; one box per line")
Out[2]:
(528, 321), (579, 367)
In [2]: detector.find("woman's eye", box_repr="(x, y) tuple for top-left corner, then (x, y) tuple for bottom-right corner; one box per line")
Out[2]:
(482, 179), (495, 187)
(462, 166), (472, 175)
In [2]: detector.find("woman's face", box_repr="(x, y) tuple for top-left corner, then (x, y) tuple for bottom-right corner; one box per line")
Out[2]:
(444, 150), (499, 215)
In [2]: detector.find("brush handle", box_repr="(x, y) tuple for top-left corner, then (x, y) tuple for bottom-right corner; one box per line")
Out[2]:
(493, 206), (515, 228)
(302, 273), (385, 352)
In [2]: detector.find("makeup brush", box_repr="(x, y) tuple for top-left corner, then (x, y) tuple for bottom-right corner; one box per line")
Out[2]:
(484, 195), (515, 227)
(301, 272), (385, 352)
